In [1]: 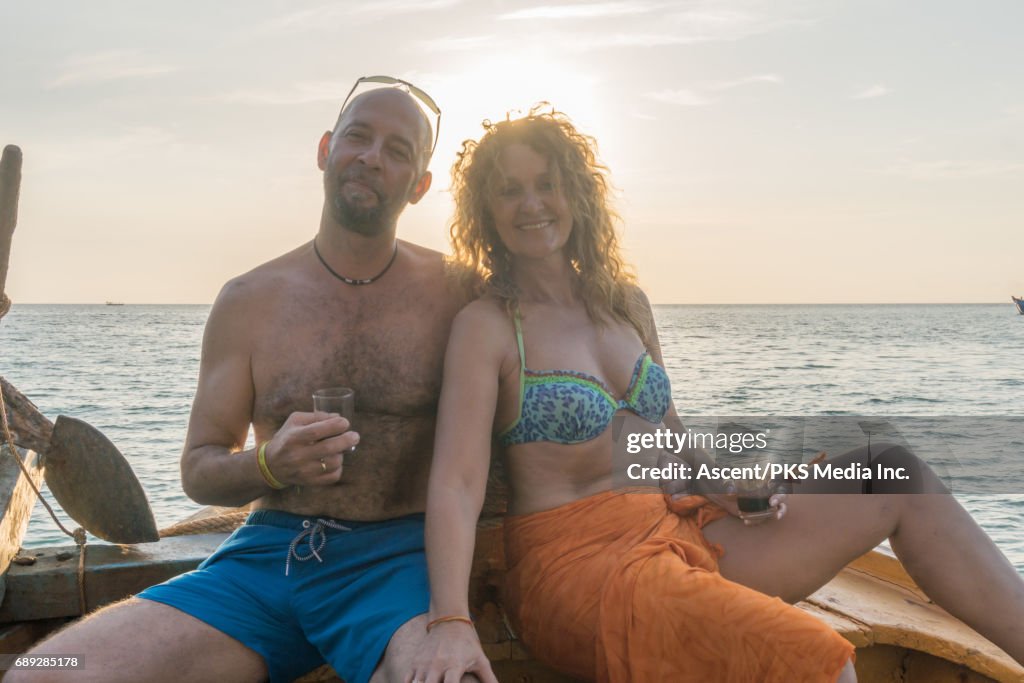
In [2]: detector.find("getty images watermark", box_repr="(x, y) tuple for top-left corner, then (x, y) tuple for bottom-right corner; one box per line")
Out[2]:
(611, 416), (1024, 495)
(623, 426), (911, 483)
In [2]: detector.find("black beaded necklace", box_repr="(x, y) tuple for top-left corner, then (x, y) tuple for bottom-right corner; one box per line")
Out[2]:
(313, 238), (398, 286)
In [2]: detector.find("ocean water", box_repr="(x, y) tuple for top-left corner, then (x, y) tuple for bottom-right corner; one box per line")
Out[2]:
(2, 303), (1022, 574)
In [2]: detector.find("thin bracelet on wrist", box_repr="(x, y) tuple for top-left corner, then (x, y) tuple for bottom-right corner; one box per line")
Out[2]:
(256, 440), (287, 490)
(426, 615), (474, 632)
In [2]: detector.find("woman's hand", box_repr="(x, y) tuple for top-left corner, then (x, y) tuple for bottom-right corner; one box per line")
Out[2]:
(700, 489), (788, 526)
(659, 451), (787, 526)
(407, 621), (498, 683)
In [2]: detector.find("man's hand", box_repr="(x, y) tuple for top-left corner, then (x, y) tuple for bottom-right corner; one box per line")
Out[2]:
(263, 412), (359, 487)
(406, 622), (498, 683)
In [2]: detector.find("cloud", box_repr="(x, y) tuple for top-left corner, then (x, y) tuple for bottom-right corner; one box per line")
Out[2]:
(629, 109), (659, 121)
(643, 74), (782, 107)
(881, 158), (1024, 180)
(49, 51), (178, 88)
(215, 81), (350, 106)
(1002, 103), (1024, 118)
(644, 89), (713, 106)
(558, 9), (813, 51)
(256, 0), (462, 32)
(498, 2), (658, 20)
(31, 126), (187, 170)
(214, 73), (445, 109)
(347, 0), (461, 18)
(418, 2), (815, 55)
(851, 84), (892, 100)
(709, 74), (783, 90)
(418, 35), (497, 53)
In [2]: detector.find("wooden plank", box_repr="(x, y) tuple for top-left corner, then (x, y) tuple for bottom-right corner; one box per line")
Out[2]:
(0, 144), (23, 299)
(490, 660), (581, 682)
(0, 446), (44, 579)
(903, 648), (1001, 683)
(294, 665), (343, 682)
(0, 618), (68, 655)
(0, 379), (53, 455)
(0, 533), (227, 623)
(805, 560), (1023, 682)
(796, 601), (873, 648)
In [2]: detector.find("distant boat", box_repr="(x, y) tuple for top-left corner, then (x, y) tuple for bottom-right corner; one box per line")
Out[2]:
(1013, 296), (1024, 315)
(105, 301), (124, 306)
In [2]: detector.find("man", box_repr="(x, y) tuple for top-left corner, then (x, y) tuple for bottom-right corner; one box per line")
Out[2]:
(13, 78), (491, 683)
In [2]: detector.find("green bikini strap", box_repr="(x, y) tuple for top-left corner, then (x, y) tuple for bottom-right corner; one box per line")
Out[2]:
(511, 306), (527, 429)
(513, 306), (527, 373)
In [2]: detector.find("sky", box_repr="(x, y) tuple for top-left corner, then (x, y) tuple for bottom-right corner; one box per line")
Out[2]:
(1, 0), (1022, 304)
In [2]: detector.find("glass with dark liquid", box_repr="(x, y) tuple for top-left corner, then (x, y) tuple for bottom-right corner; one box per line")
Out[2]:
(733, 471), (776, 521)
(737, 495), (772, 514)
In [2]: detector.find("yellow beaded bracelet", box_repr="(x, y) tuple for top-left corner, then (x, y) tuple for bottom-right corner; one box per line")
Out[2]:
(256, 440), (287, 490)
(425, 615), (474, 632)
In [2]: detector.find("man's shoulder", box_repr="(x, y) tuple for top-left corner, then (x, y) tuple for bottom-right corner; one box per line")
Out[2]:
(398, 240), (482, 305)
(399, 239), (445, 262)
(213, 243), (311, 314)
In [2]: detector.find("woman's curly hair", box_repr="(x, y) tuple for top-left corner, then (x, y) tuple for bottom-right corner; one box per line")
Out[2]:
(449, 105), (649, 340)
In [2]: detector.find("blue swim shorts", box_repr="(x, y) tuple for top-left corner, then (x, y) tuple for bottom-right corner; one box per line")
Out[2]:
(138, 510), (429, 683)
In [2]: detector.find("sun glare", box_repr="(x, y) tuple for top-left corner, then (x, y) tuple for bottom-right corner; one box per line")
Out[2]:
(403, 55), (624, 255)
(428, 55), (612, 182)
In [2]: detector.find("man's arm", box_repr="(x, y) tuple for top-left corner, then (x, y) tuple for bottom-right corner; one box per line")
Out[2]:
(180, 279), (360, 506)
(180, 279), (272, 506)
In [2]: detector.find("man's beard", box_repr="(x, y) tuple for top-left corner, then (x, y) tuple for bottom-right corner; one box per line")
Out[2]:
(327, 171), (400, 236)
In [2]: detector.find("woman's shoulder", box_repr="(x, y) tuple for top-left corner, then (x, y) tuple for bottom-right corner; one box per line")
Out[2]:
(621, 282), (652, 308)
(458, 295), (512, 323)
(451, 296), (515, 349)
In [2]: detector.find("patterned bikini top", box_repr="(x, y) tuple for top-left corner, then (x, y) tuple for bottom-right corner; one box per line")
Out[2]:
(497, 308), (673, 447)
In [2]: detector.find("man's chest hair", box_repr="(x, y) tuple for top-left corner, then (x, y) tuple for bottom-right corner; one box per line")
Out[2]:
(252, 306), (448, 425)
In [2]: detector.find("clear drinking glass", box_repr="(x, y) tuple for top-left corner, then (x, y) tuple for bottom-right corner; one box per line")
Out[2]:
(312, 387), (355, 422)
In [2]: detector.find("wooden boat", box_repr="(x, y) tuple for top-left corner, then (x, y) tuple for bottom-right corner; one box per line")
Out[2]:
(2, 146), (1022, 681)
(2, 490), (1022, 682)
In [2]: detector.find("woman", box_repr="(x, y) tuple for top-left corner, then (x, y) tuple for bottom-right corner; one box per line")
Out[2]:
(409, 108), (1024, 683)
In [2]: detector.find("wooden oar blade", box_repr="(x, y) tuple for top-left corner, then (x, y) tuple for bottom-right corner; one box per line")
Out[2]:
(43, 415), (159, 544)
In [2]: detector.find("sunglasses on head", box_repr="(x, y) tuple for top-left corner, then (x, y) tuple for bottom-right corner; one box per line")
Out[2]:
(339, 75), (441, 158)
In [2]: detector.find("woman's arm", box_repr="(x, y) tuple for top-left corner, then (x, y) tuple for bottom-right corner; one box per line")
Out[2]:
(410, 303), (505, 683)
(635, 288), (785, 521)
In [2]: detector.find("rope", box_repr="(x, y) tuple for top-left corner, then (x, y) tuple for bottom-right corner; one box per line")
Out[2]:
(1, 368), (90, 613)
(76, 529), (88, 614)
(0, 377), (81, 542)
(158, 511), (249, 537)
(5, 231), (90, 610)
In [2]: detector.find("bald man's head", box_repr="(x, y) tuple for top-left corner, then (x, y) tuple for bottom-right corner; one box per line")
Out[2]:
(335, 88), (434, 172)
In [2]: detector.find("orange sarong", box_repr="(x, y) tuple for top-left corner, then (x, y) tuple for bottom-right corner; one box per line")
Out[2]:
(504, 490), (854, 682)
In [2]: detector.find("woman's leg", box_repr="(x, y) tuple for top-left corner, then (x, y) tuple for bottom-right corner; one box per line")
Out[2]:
(701, 444), (1024, 664)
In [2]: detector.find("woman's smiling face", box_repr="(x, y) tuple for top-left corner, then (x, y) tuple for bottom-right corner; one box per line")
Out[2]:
(487, 143), (573, 262)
